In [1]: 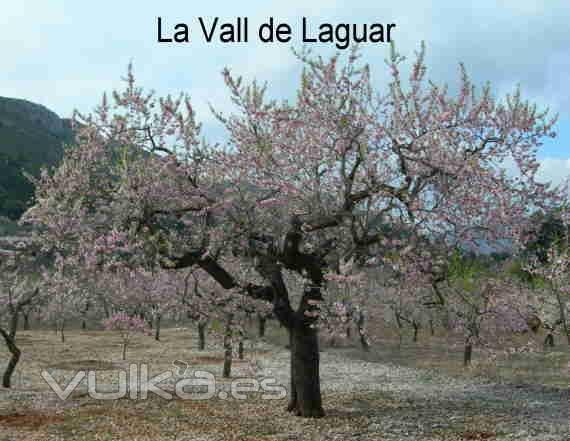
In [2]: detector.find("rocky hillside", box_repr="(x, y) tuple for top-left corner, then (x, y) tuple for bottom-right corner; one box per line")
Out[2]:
(0, 97), (73, 220)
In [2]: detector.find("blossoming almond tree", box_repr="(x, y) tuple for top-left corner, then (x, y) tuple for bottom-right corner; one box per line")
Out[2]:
(23, 43), (561, 417)
(524, 214), (570, 345)
(107, 267), (183, 341)
(41, 255), (90, 343)
(0, 251), (43, 388)
(446, 268), (532, 366)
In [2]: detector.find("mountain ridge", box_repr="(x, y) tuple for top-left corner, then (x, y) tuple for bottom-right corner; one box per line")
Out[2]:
(0, 96), (73, 219)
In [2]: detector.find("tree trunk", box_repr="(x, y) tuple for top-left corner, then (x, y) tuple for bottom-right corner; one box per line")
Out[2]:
(267, 266), (325, 418)
(9, 311), (19, 340)
(23, 313), (30, 331)
(463, 342), (473, 367)
(555, 291), (570, 345)
(429, 319), (434, 336)
(223, 314), (233, 378)
(198, 321), (206, 350)
(122, 343), (127, 360)
(544, 333), (555, 348)
(286, 322), (324, 418)
(432, 282), (452, 330)
(0, 328), (21, 388)
(357, 310), (370, 352)
(60, 320), (65, 343)
(238, 341), (244, 360)
(154, 314), (161, 341)
(258, 315), (266, 339)
(102, 299), (110, 319)
(80, 302), (90, 330)
(412, 322), (419, 342)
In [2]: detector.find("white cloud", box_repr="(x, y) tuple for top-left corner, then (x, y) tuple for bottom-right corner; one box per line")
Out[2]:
(537, 157), (570, 187)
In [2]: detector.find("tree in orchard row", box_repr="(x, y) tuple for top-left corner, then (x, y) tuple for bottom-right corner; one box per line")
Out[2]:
(104, 265), (183, 341)
(177, 268), (216, 350)
(23, 43), (561, 417)
(0, 249), (43, 388)
(178, 261), (272, 376)
(41, 255), (91, 343)
(320, 258), (371, 350)
(443, 255), (534, 366)
(383, 275), (429, 345)
(103, 312), (151, 360)
(524, 208), (570, 346)
(376, 245), (439, 343)
(384, 244), (541, 365)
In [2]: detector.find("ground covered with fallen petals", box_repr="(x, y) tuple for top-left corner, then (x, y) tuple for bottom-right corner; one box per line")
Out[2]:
(1, 328), (569, 440)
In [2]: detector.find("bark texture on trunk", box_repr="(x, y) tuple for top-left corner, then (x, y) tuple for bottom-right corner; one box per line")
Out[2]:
(258, 255), (325, 416)
(286, 321), (324, 417)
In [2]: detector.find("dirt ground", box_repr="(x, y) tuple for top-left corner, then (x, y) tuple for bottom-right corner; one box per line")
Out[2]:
(1, 326), (569, 440)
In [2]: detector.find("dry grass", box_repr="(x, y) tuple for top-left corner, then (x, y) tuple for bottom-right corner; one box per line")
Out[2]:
(351, 328), (570, 388)
(0, 328), (291, 440)
(263, 321), (570, 388)
(1, 324), (570, 440)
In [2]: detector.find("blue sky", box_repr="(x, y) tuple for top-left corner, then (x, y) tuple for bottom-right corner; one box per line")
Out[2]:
(2, 1), (569, 184)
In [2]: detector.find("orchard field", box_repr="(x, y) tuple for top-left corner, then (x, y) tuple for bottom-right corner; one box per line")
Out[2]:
(1, 319), (570, 440)
(0, 323), (570, 440)
(2, 43), (570, 440)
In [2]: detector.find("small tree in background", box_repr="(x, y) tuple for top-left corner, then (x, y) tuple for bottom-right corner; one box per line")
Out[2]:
(446, 257), (533, 367)
(103, 313), (151, 360)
